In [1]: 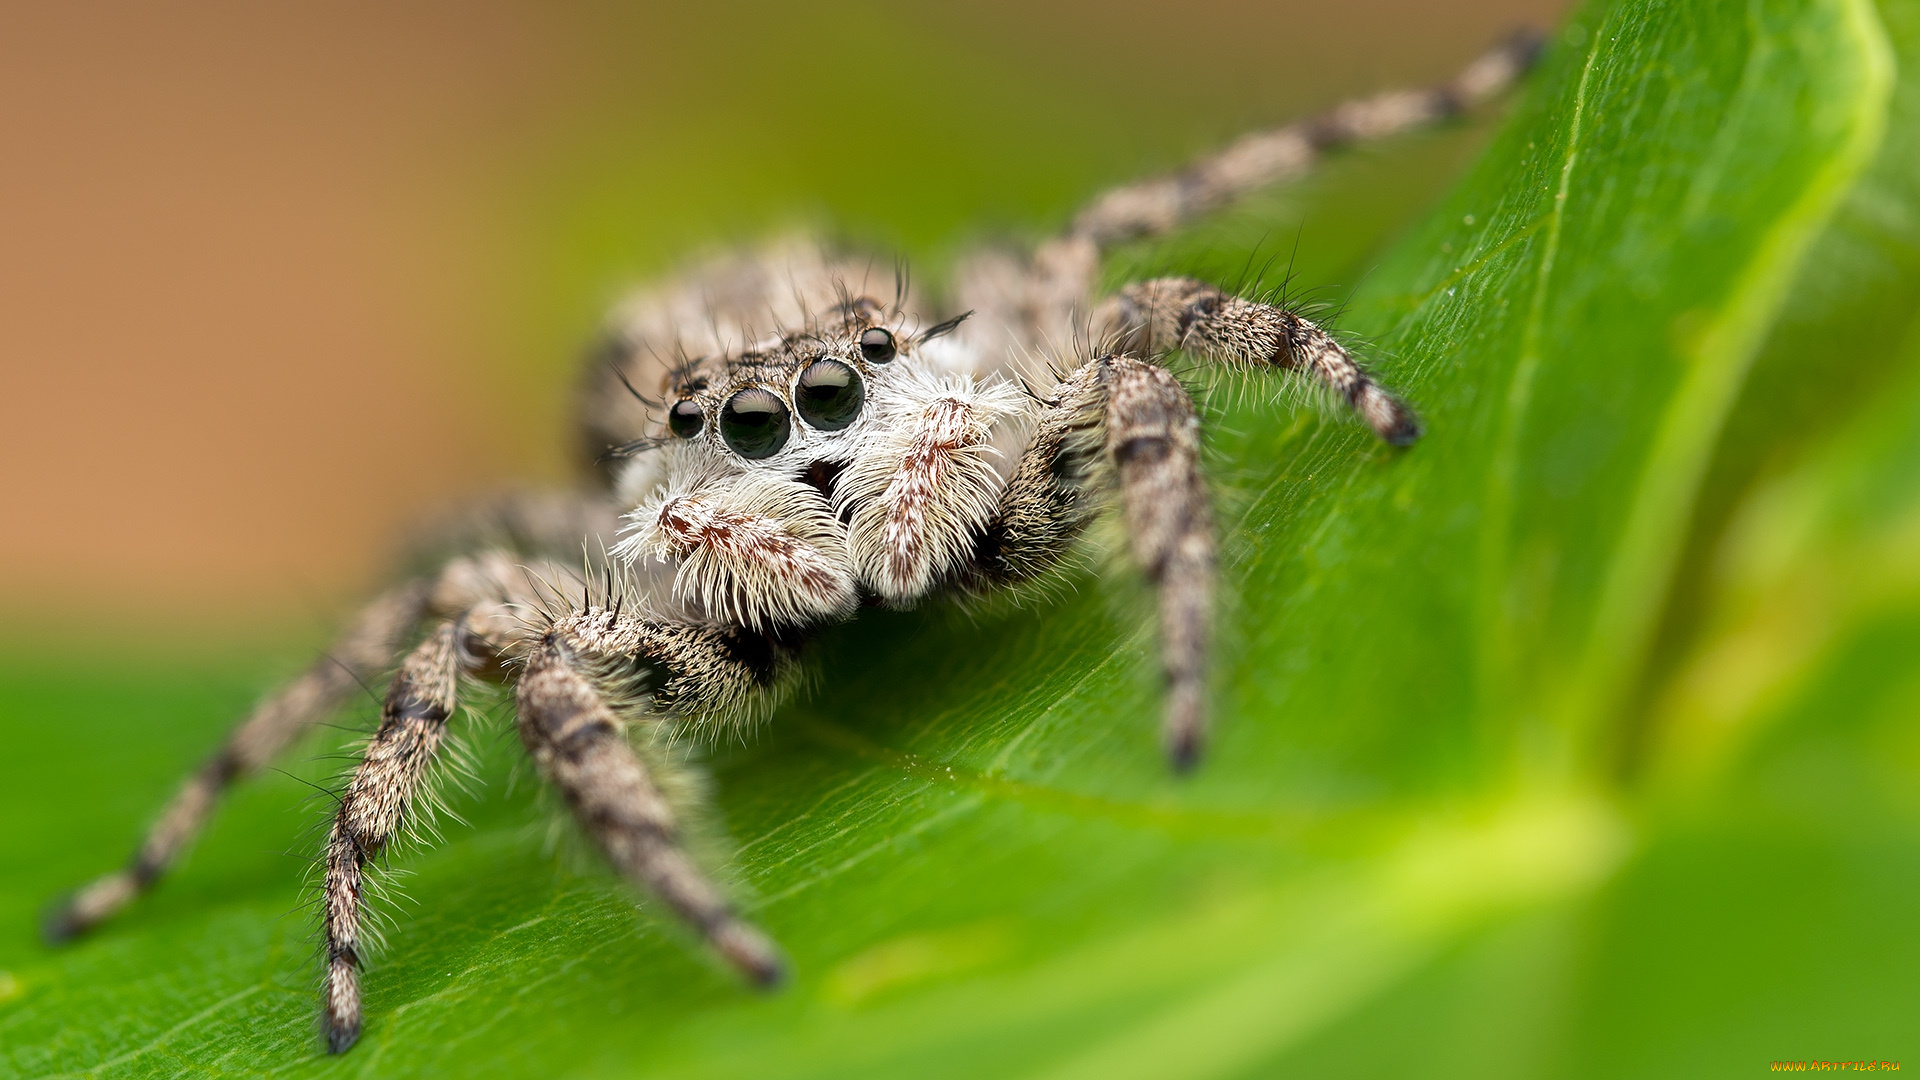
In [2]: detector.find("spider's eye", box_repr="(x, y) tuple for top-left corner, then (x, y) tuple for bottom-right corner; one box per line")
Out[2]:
(859, 327), (896, 363)
(667, 399), (704, 439)
(795, 359), (864, 431)
(719, 388), (791, 459)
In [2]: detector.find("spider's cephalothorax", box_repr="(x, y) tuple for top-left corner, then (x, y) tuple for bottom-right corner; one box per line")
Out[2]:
(46, 33), (1541, 1055)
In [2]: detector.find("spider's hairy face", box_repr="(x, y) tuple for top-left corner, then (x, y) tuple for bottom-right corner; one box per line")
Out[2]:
(609, 295), (1021, 631)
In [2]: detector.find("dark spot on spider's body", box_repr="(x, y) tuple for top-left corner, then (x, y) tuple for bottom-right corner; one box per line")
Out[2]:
(1270, 316), (1309, 370)
(717, 626), (799, 687)
(802, 459), (845, 501)
(1050, 438), (1099, 482)
(390, 697), (451, 725)
(971, 520), (1010, 574)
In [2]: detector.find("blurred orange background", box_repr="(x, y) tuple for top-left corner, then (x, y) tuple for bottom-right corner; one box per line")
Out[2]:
(0, 0), (1568, 637)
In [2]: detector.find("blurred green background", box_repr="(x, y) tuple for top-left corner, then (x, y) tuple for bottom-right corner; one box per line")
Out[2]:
(7, 0), (1920, 1077)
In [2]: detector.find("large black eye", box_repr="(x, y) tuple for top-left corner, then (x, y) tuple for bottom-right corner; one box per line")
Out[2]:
(719, 387), (791, 459)
(859, 327), (896, 363)
(667, 399), (704, 439)
(795, 359), (864, 430)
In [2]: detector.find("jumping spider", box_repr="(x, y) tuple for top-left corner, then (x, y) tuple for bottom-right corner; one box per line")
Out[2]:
(48, 34), (1540, 1054)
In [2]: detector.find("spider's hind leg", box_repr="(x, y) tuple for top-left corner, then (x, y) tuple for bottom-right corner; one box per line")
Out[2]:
(1068, 30), (1543, 252)
(978, 31), (1541, 367)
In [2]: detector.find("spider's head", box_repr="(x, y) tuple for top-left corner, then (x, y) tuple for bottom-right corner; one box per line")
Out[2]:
(640, 297), (967, 477)
(606, 291), (995, 626)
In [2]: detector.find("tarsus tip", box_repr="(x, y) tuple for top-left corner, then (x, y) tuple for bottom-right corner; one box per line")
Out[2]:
(1165, 730), (1205, 774)
(41, 906), (82, 946)
(750, 955), (789, 991)
(325, 1019), (361, 1055)
(718, 924), (788, 990)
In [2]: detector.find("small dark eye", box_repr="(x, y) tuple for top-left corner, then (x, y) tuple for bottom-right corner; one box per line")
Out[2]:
(859, 327), (896, 363)
(795, 359), (864, 431)
(668, 399), (704, 439)
(719, 387), (791, 459)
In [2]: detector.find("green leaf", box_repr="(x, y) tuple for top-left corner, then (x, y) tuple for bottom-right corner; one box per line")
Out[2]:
(4, 0), (1917, 1076)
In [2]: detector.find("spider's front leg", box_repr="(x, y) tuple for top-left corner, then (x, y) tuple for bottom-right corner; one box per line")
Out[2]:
(320, 551), (786, 1052)
(321, 618), (466, 1053)
(977, 357), (1215, 768)
(1096, 277), (1422, 446)
(516, 609), (787, 984)
(46, 490), (616, 946)
(319, 550), (582, 1053)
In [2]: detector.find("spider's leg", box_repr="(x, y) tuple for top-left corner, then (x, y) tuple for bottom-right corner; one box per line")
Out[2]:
(1099, 276), (1420, 445)
(516, 610), (786, 985)
(987, 31), (1542, 356)
(976, 357), (1215, 768)
(317, 550), (603, 1054)
(321, 618), (469, 1054)
(44, 584), (430, 942)
(1068, 31), (1541, 250)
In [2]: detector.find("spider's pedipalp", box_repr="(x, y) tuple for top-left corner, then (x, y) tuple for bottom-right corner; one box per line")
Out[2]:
(618, 469), (859, 630)
(837, 367), (1029, 604)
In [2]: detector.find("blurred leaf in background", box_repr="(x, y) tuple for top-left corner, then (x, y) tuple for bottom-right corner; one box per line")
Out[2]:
(3, 0), (1919, 1076)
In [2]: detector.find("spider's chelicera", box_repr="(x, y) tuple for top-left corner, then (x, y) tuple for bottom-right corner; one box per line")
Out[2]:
(47, 33), (1541, 1055)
